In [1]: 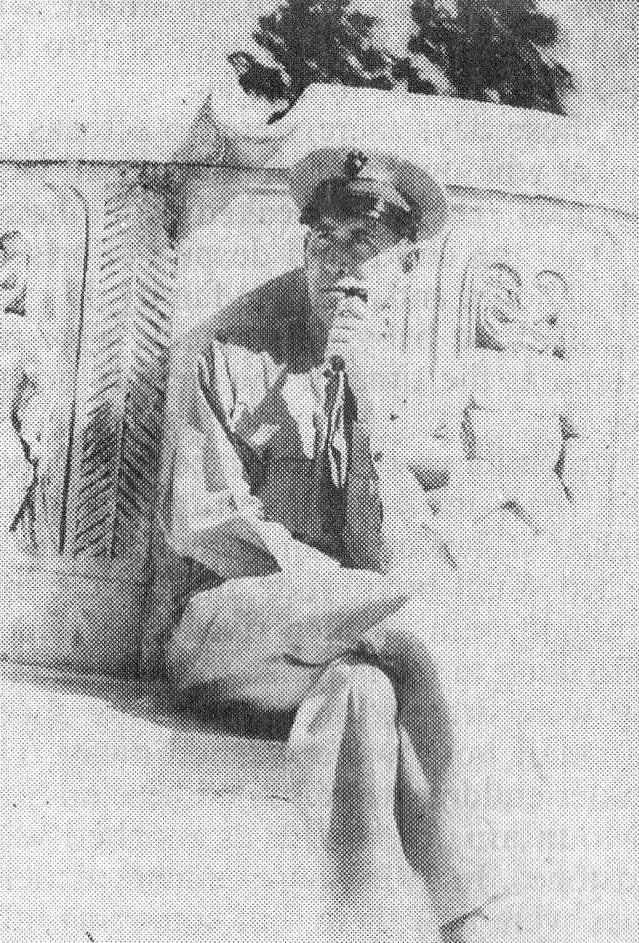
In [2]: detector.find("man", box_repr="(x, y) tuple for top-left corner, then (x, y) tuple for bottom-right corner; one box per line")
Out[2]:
(156, 149), (516, 942)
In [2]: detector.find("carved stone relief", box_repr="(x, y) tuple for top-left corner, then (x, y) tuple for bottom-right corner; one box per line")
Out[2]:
(0, 172), (76, 556)
(0, 165), (178, 673)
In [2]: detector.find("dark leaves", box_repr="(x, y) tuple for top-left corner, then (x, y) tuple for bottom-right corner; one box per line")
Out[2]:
(406, 0), (573, 113)
(228, 0), (572, 116)
(228, 0), (399, 115)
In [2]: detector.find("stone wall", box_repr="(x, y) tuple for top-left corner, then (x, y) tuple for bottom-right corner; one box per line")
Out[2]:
(0, 162), (637, 675)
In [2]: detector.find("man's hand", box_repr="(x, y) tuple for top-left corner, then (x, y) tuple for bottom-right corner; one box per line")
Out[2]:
(325, 284), (372, 424)
(324, 278), (400, 430)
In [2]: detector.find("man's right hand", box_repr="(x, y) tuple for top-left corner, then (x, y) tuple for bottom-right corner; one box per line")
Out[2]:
(324, 284), (377, 426)
(324, 279), (403, 434)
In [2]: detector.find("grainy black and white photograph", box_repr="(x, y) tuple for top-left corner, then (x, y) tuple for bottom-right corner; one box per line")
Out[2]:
(0, 2), (636, 941)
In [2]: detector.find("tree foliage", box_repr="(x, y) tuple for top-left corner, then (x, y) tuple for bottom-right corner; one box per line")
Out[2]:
(229, 0), (572, 117)
(228, 0), (397, 116)
(405, 0), (573, 113)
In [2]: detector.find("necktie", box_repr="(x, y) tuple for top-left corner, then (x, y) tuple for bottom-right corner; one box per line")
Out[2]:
(324, 356), (358, 488)
(312, 358), (356, 555)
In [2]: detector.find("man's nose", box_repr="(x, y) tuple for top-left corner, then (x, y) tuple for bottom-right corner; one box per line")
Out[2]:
(324, 243), (360, 277)
(327, 234), (355, 259)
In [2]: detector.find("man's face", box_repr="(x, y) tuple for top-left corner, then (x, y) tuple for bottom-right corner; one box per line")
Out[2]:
(304, 210), (407, 333)
(477, 262), (567, 355)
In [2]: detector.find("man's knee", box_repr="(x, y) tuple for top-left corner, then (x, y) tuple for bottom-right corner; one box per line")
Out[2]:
(286, 660), (399, 812)
(287, 659), (398, 765)
(344, 662), (398, 721)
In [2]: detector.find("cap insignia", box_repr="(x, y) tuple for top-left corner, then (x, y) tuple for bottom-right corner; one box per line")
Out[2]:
(343, 150), (368, 181)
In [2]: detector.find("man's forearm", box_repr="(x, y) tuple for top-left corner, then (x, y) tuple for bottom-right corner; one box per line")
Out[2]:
(169, 566), (411, 692)
(172, 510), (341, 580)
(167, 420), (340, 578)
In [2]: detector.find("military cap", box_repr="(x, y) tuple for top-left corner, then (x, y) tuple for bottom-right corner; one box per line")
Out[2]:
(289, 147), (448, 241)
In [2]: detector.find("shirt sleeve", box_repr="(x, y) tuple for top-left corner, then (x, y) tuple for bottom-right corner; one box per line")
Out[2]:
(163, 341), (339, 579)
(362, 361), (467, 495)
(343, 415), (452, 574)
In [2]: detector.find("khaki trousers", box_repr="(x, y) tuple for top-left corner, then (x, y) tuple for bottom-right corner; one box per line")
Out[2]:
(166, 531), (637, 943)
(166, 569), (531, 933)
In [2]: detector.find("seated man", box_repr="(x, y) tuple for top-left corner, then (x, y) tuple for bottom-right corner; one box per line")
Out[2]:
(159, 149), (514, 942)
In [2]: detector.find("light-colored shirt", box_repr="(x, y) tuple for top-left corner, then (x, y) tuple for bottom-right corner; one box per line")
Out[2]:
(159, 270), (389, 587)
(165, 339), (385, 577)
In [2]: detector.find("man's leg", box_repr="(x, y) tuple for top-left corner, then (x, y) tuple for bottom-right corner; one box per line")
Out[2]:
(363, 615), (472, 926)
(362, 592), (550, 939)
(287, 656), (443, 942)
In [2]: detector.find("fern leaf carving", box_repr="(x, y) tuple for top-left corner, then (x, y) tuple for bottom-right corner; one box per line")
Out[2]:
(72, 169), (176, 561)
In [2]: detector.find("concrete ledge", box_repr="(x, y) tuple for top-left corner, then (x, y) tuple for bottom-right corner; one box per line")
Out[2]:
(0, 555), (149, 675)
(0, 664), (313, 943)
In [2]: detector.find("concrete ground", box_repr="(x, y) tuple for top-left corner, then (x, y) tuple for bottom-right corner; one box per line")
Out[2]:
(0, 664), (324, 943)
(1, 588), (637, 943)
